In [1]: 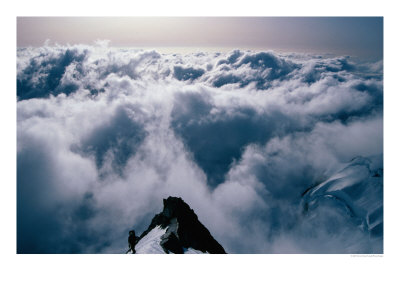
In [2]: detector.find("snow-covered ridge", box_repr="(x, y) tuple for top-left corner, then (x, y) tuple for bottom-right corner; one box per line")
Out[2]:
(134, 225), (209, 254)
(130, 197), (226, 254)
(135, 226), (167, 254)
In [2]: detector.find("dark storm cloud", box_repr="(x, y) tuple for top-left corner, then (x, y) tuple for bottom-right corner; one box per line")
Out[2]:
(173, 66), (205, 81)
(208, 50), (299, 89)
(170, 90), (301, 187)
(17, 138), (63, 253)
(17, 127), (99, 253)
(78, 105), (147, 176)
(17, 45), (383, 253)
(17, 47), (88, 101)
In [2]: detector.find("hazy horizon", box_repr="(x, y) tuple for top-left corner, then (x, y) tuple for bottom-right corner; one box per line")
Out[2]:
(17, 17), (383, 58)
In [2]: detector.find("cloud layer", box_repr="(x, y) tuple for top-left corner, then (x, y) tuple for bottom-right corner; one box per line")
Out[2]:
(17, 45), (383, 253)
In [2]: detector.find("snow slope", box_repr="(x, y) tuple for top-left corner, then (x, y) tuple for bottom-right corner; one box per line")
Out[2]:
(301, 156), (383, 253)
(135, 226), (167, 254)
(133, 226), (209, 254)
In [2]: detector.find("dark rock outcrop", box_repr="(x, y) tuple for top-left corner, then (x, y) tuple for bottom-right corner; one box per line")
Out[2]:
(138, 196), (226, 254)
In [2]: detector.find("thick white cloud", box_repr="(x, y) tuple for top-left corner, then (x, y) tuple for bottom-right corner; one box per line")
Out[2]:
(17, 45), (383, 253)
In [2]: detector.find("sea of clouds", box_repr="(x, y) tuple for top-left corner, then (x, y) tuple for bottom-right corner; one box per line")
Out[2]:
(17, 44), (383, 253)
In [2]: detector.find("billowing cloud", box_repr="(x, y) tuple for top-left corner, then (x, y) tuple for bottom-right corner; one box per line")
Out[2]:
(17, 44), (383, 253)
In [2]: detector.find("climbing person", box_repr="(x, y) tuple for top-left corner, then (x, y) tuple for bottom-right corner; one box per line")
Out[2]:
(127, 230), (138, 254)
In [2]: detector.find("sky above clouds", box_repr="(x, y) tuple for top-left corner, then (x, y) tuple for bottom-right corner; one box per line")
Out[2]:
(17, 17), (383, 58)
(17, 38), (383, 253)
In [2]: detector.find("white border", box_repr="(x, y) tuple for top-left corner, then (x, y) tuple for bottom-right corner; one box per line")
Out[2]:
(2, 1), (399, 299)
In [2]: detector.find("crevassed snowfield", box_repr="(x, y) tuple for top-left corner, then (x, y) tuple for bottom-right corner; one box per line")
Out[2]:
(301, 157), (382, 253)
(17, 45), (383, 253)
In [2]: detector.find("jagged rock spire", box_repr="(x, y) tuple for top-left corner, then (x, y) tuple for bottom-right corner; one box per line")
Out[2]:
(137, 196), (226, 254)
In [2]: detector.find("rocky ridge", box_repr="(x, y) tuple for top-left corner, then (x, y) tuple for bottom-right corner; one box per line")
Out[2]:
(135, 196), (226, 254)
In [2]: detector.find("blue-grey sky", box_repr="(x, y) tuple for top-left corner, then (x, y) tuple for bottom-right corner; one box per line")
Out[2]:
(17, 17), (383, 58)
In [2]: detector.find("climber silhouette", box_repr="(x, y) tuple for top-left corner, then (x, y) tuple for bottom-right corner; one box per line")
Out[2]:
(127, 230), (139, 254)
